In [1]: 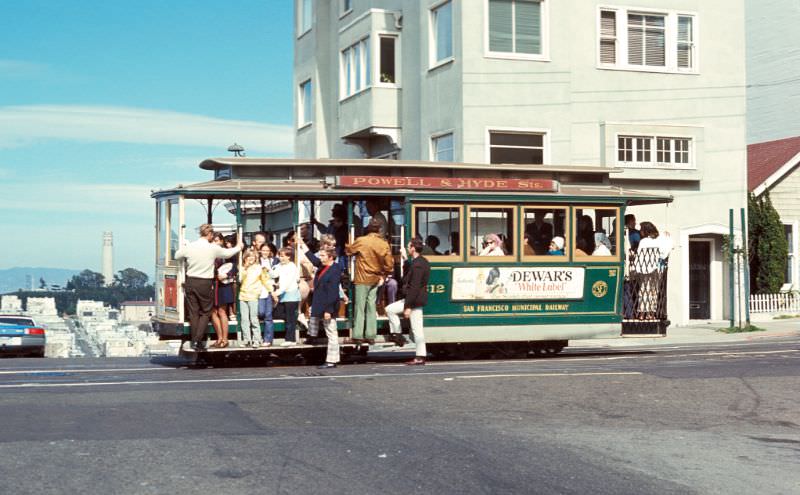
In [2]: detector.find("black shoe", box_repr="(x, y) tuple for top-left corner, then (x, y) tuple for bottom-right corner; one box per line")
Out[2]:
(317, 362), (337, 369)
(191, 342), (207, 352)
(364, 338), (375, 345)
(388, 333), (406, 347)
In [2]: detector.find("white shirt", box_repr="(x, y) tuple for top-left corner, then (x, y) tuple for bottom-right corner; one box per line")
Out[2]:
(637, 235), (673, 273)
(174, 238), (241, 279)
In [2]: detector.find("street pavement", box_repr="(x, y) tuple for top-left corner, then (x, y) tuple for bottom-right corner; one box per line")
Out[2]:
(0, 330), (798, 495)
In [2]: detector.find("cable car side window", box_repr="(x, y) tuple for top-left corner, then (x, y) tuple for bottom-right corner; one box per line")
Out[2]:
(573, 206), (620, 260)
(467, 205), (517, 261)
(412, 204), (463, 261)
(522, 206), (568, 259)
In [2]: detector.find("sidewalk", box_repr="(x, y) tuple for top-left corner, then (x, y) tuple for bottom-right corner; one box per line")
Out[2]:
(571, 318), (800, 348)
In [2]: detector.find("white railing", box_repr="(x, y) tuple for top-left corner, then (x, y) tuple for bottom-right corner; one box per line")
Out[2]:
(749, 293), (800, 314)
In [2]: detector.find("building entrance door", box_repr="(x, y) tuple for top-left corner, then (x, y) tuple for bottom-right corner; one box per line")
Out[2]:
(689, 240), (711, 319)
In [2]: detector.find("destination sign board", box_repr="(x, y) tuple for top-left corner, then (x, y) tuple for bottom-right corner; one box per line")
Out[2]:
(336, 175), (558, 192)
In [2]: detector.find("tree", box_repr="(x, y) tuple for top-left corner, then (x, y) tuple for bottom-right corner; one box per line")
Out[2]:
(748, 192), (788, 293)
(113, 268), (149, 289)
(68, 270), (106, 290)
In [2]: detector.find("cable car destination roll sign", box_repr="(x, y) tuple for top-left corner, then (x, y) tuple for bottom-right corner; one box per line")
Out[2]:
(451, 266), (585, 301)
(336, 175), (558, 192)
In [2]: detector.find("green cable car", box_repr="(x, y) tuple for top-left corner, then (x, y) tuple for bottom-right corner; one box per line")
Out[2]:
(152, 158), (672, 360)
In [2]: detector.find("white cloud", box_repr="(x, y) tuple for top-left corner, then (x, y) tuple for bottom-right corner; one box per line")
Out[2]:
(0, 104), (294, 154)
(0, 182), (153, 215)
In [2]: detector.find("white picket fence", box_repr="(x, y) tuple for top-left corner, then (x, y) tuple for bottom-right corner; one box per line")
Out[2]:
(749, 292), (800, 314)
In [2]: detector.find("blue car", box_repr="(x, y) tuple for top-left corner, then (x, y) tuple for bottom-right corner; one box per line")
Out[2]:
(0, 316), (46, 358)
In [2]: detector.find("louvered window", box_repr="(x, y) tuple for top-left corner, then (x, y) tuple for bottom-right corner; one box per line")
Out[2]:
(628, 14), (665, 67)
(599, 10), (617, 64)
(599, 8), (696, 72)
(488, 0), (543, 55)
(677, 16), (694, 69)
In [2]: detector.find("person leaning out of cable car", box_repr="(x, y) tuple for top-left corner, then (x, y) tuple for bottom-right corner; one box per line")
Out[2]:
(298, 240), (344, 369)
(386, 237), (431, 365)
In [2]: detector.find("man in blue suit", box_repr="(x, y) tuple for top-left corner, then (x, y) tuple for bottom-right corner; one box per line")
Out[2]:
(301, 242), (344, 369)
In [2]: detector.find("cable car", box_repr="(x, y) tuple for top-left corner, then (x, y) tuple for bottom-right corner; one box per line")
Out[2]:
(151, 158), (671, 361)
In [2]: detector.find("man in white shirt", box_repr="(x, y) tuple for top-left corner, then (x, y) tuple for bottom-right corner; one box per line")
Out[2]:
(174, 224), (243, 350)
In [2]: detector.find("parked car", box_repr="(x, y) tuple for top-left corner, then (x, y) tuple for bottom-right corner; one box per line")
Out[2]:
(0, 316), (46, 357)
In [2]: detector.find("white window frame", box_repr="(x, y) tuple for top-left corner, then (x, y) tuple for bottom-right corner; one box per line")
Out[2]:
(483, 0), (550, 61)
(340, 36), (371, 100)
(340, 0), (353, 19)
(596, 5), (699, 74)
(429, 0), (454, 70)
(376, 32), (401, 87)
(298, 79), (313, 129)
(431, 131), (455, 162)
(484, 126), (551, 165)
(784, 220), (800, 288)
(616, 134), (695, 169)
(297, 0), (313, 38)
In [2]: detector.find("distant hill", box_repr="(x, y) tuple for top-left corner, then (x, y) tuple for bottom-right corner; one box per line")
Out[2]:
(0, 267), (82, 294)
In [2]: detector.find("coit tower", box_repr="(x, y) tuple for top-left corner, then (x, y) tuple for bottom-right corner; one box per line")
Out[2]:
(102, 232), (113, 286)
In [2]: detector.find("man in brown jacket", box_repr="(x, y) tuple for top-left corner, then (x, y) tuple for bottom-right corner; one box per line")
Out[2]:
(345, 219), (394, 344)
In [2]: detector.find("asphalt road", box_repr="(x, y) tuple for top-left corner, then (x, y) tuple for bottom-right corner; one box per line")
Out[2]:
(1, 339), (798, 495)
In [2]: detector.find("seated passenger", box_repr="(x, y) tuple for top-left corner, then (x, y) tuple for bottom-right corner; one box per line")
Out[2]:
(422, 235), (442, 255)
(548, 236), (565, 255)
(575, 237), (589, 257)
(592, 233), (613, 256)
(523, 233), (535, 256)
(479, 233), (506, 256)
(525, 212), (553, 255)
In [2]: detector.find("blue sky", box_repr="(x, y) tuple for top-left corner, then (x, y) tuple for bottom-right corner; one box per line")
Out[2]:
(0, 0), (295, 277)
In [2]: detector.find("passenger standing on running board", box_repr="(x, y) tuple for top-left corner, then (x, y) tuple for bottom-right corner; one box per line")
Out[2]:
(299, 240), (344, 369)
(345, 218), (394, 345)
(174, 224), (243, 351)
(386, 237), (431, 365)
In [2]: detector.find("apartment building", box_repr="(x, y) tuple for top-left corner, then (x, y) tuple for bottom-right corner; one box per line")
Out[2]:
(293, 0), (748, 325)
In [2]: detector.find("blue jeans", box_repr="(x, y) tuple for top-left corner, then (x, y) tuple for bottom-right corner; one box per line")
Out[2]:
(258, 296), (274, 343)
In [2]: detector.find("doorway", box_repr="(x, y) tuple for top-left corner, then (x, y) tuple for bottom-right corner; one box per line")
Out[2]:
(689, 240), (711, 319)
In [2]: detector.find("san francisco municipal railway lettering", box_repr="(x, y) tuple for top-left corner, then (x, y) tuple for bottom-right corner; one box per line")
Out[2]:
(337, 175), (558, 192)
(463, 303), (571, 313)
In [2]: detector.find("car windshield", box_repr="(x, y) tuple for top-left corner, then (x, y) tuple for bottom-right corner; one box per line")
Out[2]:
(0, 317), (35, 326)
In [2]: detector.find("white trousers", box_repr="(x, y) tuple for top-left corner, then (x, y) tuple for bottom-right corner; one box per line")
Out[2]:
(385, 299), (426, 358)
(309, 316), (340, 364)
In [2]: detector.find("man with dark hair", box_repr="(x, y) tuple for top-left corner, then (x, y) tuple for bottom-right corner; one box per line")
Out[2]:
(175, 223), (243, 351)
(625, 214), (641, 251)
(386, 237), (431, 365)
(345, 218), (394, 345)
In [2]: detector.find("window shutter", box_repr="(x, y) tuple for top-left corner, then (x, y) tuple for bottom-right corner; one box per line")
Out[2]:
(644, 16), (665, 67)
(677, 16), (693, 69)
(627, 15), (644, 65)
(489, 0), (513, 52)
(516, 0), (541, 54)
(600, 10), (616, 64)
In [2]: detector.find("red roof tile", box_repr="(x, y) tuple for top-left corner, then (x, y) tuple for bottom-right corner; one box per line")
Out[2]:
(748, 136), (800, 191)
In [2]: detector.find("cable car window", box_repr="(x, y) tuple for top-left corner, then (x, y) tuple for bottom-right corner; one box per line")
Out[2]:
(157, 200), (167, 264)
(168, 199), (179, 262)
(469, 206), (516, 259)
(412, 205), (462, 260)
(574, 207), (619, 259)
(522, 207), (567, 257)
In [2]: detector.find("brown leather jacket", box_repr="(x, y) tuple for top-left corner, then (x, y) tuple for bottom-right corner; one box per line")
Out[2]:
(345, 233), (394, 285)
